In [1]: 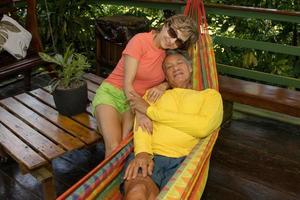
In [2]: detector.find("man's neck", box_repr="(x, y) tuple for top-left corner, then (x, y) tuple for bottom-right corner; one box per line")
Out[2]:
(171, 81), (192, 89)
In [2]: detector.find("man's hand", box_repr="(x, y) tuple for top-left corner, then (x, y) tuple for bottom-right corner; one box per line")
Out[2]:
(135, 112), (153, 134)
(124, 152), (154, 180)
(129, 92), (150, 114)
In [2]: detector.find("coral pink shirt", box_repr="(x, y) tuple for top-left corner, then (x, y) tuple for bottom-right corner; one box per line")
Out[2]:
(105, 31), (166, 96)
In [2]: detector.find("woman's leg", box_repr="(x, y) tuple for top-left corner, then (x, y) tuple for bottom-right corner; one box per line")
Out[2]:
(121, 110), (134, 139)
(94, 104), (122, 158)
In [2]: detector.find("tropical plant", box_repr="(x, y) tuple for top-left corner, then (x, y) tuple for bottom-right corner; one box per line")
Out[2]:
(38, 45), (91, 90)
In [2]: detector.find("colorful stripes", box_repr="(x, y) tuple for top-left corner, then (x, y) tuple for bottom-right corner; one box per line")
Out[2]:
(185, 0), (219, 91)
(157, 129), (219, 199)
(58, 135), (133, 200)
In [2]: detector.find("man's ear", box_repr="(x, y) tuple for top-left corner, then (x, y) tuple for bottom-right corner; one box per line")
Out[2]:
(188, 64), (193, 73)
(165, 75), (169, 82)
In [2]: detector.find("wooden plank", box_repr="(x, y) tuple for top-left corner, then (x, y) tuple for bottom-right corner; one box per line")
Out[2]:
(213, 136), (300, 196)
(87, 91), (95, 115)
(220, 121), (300, 162)
(1, 97), (84, 151)
(207, 164), (299, 200)
(30, 88), (98, 131)
(83, 73), (104, 85)
(15, 93), (100, 144)
(0, 123), (47, 170)
(219, 75), (300, 117)
(71, 113), (98, 131)
(86, 105), (93, 115)
(0, 106), (65, 160)
(88, 90), (96, 102)
(30, 88), (55, 107)
(86, 80), (99, 93)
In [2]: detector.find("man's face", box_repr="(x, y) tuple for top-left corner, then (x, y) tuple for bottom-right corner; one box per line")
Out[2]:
(163, 54), (192, 88)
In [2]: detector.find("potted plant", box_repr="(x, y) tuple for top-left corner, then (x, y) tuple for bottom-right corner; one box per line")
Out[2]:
(39, 45), (91, 116)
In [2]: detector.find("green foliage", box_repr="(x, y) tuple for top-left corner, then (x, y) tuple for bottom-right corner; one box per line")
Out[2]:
(36, 0), (299, 79)
(39, 45), (91, 89)
(207, 0), (300, 78)
(38, 1), (163, 61)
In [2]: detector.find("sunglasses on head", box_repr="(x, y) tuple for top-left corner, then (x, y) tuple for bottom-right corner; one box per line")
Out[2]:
(167, 25), (186, 48)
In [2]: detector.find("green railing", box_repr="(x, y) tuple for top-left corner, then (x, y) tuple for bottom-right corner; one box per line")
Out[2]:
(98, 0), (300, 89)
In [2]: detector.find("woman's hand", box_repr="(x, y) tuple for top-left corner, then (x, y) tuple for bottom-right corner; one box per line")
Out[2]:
(124, 86), (137, 100)
(135, 112), (153, 134)
(129, 92), (149, 114)
(124, 86), (139, 113)
(147, 82), (169, 103)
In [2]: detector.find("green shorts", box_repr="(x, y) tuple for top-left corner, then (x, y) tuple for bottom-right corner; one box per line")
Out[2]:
(92, 82), (130, 114)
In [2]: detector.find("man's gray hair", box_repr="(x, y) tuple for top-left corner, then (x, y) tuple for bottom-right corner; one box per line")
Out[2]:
(163, 49), (192, 69)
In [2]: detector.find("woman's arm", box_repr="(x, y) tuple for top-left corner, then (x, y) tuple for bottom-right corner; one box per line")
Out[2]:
(124, 54), (153, 133)
(123, 54), (139, 98)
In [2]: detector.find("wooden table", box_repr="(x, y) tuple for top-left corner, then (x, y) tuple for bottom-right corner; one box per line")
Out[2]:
(0, 73), (104, 200)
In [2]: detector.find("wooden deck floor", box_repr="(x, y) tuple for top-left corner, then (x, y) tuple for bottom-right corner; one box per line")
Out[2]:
(1, 74), (299, 199)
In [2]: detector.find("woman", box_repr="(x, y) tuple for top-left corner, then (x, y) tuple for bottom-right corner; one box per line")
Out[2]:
(92, 14), (198, 157)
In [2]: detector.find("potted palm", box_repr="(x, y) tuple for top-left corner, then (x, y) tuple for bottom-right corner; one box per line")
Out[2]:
(39, 45), (91, 116)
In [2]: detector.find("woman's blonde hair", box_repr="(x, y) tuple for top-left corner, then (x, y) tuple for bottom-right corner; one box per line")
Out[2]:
(165, 14), (198, 49)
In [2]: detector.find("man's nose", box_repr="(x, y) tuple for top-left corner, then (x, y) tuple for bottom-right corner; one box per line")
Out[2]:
(173, 65), (179, 70)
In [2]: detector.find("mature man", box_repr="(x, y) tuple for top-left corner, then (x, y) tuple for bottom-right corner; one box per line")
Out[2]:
(123, 49), (223, 199)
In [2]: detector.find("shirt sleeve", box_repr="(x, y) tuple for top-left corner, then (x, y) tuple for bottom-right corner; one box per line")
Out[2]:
(133, 93), (154, 155)
(146, 90), (223, 138)
(133, 124), (153, 156)
(122, 33), (144, 61)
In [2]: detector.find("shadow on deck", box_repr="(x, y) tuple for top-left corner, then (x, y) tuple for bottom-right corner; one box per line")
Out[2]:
(0, 74), (299, 200)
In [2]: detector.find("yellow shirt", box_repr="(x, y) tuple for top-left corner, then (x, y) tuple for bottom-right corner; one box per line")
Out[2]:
(134, 88), (223, 158)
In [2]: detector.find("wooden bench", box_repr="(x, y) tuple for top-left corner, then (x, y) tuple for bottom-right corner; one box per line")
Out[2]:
(0, 73), (103, 200)
(0, 0), (48, 89)
(219, 75), (300, 121)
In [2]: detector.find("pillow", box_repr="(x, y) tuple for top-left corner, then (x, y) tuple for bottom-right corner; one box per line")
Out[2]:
(0, 14), (32, 59)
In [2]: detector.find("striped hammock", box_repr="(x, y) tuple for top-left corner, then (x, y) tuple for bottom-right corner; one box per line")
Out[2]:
(57, 0), (220, 199)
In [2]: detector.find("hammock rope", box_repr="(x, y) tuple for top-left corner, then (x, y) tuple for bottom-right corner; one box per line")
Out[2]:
(184, 0), (219, 91)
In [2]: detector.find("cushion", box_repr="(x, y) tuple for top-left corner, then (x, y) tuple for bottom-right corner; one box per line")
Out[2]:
(0, 14), (32, 59)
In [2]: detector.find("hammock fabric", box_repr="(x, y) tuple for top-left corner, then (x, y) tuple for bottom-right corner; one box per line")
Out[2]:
(57, 0), (220, 199)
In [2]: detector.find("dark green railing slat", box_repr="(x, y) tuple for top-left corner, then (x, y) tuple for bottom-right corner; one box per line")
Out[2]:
(217, 64), (300, 89)
(206, 7), (300, 23)
(98, 0), (184, 11)
(214, 36), (300, 56)
(95, 1), (300, 24)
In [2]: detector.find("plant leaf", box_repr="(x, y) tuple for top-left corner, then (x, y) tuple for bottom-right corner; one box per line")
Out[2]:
(0, 32), (7, 45)
(39, 52), (63, 66)
(1, 21), (21, 33)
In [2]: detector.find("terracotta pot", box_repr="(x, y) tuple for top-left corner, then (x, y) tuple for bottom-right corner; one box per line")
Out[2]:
(53, 81), (88, 116)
